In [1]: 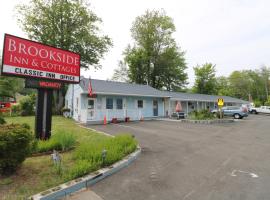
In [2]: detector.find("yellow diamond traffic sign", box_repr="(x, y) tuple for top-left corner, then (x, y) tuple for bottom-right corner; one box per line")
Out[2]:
(217, 98), (224, 106)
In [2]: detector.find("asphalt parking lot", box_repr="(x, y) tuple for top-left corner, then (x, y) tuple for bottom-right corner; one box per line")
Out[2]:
(72, 115), (270, 200)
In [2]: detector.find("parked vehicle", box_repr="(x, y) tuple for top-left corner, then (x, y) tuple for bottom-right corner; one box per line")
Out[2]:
(171, 111), (186, 119)
(211, 106), (248, 119)
(250, 106), (270, 114)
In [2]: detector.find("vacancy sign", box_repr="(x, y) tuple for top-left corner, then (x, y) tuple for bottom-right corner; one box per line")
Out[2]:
(1, 34), (80, 83)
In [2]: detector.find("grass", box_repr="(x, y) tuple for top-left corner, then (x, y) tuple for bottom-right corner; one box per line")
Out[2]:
(1, 116), (137, 199)
(188, 109), (216, 120)
(36, 131), (77, 153)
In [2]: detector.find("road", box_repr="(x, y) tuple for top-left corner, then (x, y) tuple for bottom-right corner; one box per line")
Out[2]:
(70, 115), (270, 200)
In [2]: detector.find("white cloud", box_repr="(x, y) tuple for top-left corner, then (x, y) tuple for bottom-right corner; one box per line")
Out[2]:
(1, 0), (270, 86)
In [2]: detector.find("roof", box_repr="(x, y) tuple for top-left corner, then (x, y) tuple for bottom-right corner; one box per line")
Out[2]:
(79, 78), (170, 98)
(78, 78), (249, 104)
(162, 91), (249, 104)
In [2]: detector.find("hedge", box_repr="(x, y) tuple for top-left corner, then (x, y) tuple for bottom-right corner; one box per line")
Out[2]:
(0, 123), (34, 174)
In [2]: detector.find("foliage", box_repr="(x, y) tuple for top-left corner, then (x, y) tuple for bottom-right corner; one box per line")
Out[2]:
(264, 97), (270, 106)
(61, 107), (71, 113)
(120, 10), (187, 90)
(19, 94), (36, 116)
(11, 104), (21, 116)
(111, 61), (130, 82)
(0, 123), (34, 174)
(253, 99), (262, 107)
(216, 76), (233, 96)
(188, 109), (215, 120)
(2, 116), (138, 198)
(36, 131), (76, 153)
(17, 0), (112, 70)
(193, 63), (217, 94)
(0, 116), (6, 125)
(0, 76), (24, 100)
(17, 0), (112, 113)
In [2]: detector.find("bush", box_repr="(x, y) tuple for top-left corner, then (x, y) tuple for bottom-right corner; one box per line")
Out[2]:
(69, 134), (137, 179)
(0, 123), (34, 174)
(253, 99), (262, 107)
(19, 94), (36, 116)
(61, 108), (71, 113)
(264, 97), (270, 106)
(36, 131), (76, 153)
(0, 116), (6, 125)
(189, 109), (215, 120)
(11, 104), (21, 116)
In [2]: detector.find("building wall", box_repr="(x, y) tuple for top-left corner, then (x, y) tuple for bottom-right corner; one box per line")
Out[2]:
(65, 84), (84, 122)
(77, 94), (165, 123)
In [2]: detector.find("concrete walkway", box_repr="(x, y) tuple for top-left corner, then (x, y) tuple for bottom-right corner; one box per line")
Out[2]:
(67, 189), (103, 200)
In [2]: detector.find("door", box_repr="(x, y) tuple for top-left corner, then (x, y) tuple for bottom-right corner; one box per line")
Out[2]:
(153, 100), (158, 116)
(87, 99), (95, 120)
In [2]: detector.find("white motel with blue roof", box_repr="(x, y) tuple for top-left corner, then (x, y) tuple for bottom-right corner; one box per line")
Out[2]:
(65, 77), (249, 124)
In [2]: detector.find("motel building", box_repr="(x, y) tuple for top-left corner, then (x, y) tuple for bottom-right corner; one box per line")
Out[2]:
(65, 77), (249, 124)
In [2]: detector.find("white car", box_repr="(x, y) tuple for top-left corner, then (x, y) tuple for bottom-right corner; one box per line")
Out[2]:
(250, 106), (270, 114)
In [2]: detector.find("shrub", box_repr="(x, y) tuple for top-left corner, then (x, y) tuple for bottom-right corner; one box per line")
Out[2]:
(0, 123), (34, 174)
(11, 104), (21, 116)
(36, 131), (76, 153)
(264, 97), (270, 106)
(253, 99), (262, 107)
(19, 94), (36, 116)
(61, 108), (71, 113)
(189, 109), (215, 120)
(0, 116), (6, 125)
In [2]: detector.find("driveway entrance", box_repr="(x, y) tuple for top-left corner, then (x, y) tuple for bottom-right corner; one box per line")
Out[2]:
(74, 115), (270, 200)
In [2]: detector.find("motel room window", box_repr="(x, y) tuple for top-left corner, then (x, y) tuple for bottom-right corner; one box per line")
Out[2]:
(138, 100), (143, 108)
(106, 98), (113, 109)
(88, 99), (94, 109)
(116, 99), (123, 109)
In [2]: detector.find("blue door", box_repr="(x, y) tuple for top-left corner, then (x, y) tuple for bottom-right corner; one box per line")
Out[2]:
(153, 100), (158, 116)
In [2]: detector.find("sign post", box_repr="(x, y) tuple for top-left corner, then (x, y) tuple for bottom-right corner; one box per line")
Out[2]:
(217, 98), (224, 119)
(1, 34), (80, 140)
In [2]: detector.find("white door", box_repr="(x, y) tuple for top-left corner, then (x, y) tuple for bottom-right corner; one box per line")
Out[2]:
(87, 99), (95, 120)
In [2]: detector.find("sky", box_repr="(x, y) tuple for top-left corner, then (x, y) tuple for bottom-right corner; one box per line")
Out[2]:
(0, 0), (270, 86)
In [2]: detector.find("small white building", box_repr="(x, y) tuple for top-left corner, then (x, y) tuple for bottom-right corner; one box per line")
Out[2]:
(65, 78), (249, 124)
(163, 91), (249, 116)
(65, 78), (170, 124)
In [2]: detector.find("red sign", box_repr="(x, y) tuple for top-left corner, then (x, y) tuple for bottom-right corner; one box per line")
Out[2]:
(25, 79), (63, 89)
(1, 34), (80, 83)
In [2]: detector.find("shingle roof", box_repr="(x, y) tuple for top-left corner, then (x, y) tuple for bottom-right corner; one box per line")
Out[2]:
(78, 78), (249, 104)
(79, 78), (170, 98)
(162, 91), (249, 104)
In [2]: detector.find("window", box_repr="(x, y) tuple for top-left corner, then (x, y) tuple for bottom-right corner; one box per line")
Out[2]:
(138, 100), (143, 108)
(106, 98), (113, 109)
(88, 99), (94, 109)
(116, 99), (123, 109)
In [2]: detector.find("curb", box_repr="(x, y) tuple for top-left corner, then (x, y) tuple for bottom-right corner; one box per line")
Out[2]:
(181, 119), (234, 124)
(30, 147), (141, 200)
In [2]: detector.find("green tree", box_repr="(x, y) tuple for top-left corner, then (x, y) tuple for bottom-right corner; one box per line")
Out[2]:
(259, 66), (270, 100)
(111, 61), (129, 82)
(17, 0), (112, 113)
(0, 77), (24, 100)
(216, 76), (233, 96)
(193, 63), (217, 94)
(122, 10), (187, 90)
(0, 58), (24, 100)
(17, 0), (112, 69)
